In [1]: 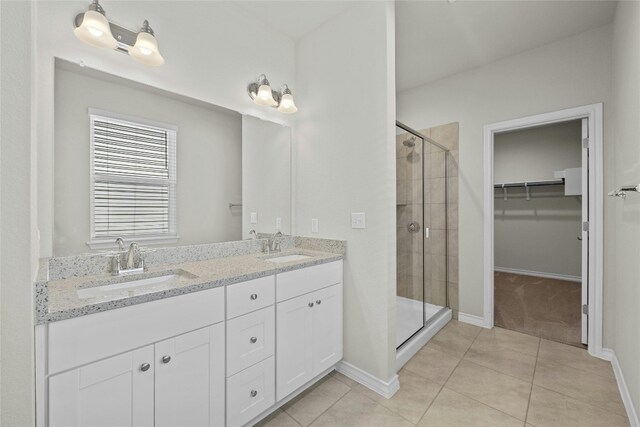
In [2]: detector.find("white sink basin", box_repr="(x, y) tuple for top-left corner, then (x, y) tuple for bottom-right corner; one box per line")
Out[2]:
(77, 271), (194, 301)
(265, 254), (312, 263)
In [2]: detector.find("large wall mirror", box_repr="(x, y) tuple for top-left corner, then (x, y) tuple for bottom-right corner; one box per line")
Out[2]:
(53, 58), (291, 256)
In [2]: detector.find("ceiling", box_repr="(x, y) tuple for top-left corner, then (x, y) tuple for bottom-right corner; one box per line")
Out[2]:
(232, 1), (354, 40)
(395, 0), (617, 92)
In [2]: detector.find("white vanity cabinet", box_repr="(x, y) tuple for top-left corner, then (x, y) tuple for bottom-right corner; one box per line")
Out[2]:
(276, 261), (343, 401)
(45, 286), (226, 427)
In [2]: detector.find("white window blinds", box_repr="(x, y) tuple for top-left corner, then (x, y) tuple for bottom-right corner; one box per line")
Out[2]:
(89, 110), (177, 244)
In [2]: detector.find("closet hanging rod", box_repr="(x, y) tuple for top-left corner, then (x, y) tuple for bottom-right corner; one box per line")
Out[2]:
(493, 179), (564, 189)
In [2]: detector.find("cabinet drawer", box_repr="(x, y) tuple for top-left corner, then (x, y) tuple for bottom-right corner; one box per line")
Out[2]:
(227, 356), (275, 427)
(48, 286), (224, 375)
(227, 306), (275, 377)
(227, 275), (275, 319)
(277, 260), (343, 302)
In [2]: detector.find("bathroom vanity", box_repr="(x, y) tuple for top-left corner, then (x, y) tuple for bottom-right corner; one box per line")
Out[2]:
(35, 242), (344, 427)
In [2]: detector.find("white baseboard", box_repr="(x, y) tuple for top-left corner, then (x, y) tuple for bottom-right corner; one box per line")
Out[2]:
(605, 348), (639, 426)
(335, 361), (400, 399)
(458, 312), (490, 329)
(494, 267), (581, 283)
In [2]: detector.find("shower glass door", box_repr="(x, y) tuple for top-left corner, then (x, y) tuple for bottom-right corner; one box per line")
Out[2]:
(396, 124), (425, 348)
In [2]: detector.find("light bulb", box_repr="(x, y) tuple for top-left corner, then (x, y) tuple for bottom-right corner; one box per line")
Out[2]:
(74, 8), (117, 49)
(277, 92), (298, 114)
(255, 84), (278, 106)
(129, 23), (165, 66)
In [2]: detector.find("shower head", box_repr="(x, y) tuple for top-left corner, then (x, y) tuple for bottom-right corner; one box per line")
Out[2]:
(403, 136), (416, 148)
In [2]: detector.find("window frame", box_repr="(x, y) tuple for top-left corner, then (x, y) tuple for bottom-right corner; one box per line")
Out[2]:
(86, 108), (178, 249)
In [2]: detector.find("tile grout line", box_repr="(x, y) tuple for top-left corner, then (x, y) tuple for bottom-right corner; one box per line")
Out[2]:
(414, 324), (483, 425)
(299, 380), (356, 427)
(523, 338), (541, 424)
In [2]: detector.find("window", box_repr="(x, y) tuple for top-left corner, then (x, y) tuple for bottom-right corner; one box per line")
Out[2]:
(88, 109), (177, 248)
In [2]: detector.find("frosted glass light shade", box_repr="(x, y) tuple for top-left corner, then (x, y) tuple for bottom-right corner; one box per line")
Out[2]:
(277, 93), (298, 114)
(74, 10), (117, 49)
(129, 32), (165, 66)
(255, 84), (278, 106)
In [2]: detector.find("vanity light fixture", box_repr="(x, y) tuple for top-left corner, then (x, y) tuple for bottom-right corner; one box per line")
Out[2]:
(247, 75), (298, 114)
(73, 1), (165, 66)
(129, 20), (165, 66)
(73, 0), (117, 49)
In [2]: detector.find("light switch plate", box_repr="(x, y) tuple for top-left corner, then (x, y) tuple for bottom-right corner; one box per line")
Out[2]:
(276, 217), (282, 230)
(351, 212), (365, 229)
(311, 218), (319, 233)
(250, 212), (258, 224)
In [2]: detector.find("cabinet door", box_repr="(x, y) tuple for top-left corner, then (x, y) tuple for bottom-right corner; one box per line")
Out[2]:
(276, 293), (314, 400)
(312, 284), (343, 374)
(155, 323), (225, 427)
(49, 346), (154, 427)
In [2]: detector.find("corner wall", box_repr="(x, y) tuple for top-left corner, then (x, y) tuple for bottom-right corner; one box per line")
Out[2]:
(294, 2), (397, 381)
(611, 0), (640, 418)
(0, 2), (36, 425)
(396, 24), (614, 346)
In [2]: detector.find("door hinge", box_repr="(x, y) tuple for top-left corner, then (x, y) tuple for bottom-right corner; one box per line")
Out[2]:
(582, 137), (590, 149)
(582, 304), (589, 315)
(583, 221), (589, 232)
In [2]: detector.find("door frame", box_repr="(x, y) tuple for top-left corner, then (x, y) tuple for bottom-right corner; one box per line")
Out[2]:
(483, 103), (604, 359)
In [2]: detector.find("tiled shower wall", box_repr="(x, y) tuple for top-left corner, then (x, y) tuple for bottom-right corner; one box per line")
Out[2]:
(396, 122), (460, 319)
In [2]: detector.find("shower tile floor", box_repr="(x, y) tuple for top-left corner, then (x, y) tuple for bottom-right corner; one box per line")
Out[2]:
(256, 321), (628, 427)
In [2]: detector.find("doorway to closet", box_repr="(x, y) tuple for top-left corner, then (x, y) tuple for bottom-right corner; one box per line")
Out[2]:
(493, 120), (586, 347)
(484, 104), (604, 357)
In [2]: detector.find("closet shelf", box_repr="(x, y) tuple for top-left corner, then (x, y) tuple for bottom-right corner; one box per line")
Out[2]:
(493, 179), (564, 188)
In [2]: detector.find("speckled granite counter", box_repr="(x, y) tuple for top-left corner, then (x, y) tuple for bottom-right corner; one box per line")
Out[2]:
(36, 247), (344, 324)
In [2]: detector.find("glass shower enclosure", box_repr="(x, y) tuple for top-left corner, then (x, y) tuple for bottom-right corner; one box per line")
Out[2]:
(396, 121), (449, 349)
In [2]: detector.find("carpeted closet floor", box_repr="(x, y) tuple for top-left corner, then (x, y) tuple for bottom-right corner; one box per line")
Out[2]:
(494, 271), (584, 347)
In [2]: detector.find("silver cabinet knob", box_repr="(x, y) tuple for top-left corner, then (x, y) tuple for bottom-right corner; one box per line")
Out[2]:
(250, 293), (258, 300)
(162, 355), (171, 364)
(316, 300), (322, 305)
(250, 390), (258, 397)
(140, 363), (150, 372)
(308, 302), (314, 307)
(250, 336), (258, 344)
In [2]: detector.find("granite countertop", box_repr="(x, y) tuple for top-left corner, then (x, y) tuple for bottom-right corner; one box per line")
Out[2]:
(37, 249), (343, 324)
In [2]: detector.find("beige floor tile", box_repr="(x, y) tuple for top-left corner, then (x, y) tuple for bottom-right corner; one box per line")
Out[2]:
(426, 321), (479, 357)
(352, 369), (441, 424)
(473, 327), (540, 356)
(465, 344), (537, 382)
(533, 360), (627, 417)
(309, 390), (414, 427)
(527, 385), (629, 427)
(446, 360), (531, 420)
(283, 377), (351, 426)
(330, 371), (358, 389)
(255, 409), (302, 427)
(418, 388), (523, 427)
(537, 339), (615, 379)
(403, 345), (461, 385)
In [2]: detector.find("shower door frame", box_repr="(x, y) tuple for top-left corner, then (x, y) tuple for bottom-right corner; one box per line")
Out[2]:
(396, 121), (450, 350)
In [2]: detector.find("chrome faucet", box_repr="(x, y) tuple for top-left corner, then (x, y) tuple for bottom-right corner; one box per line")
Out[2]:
(113, 238), (145, 275)
(269, 231), (284, 253)
(249, 229), (258, 239)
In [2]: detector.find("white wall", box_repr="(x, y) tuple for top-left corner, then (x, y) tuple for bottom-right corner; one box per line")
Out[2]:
(54, 63), (242, 256)
(494, 121), (582, 278)
(0, 2), (36, 425)
(242, 116), (291, 238)
(36, 1), (296, 257)
(611, 0), (640, 418)
(397, 24), (614, 344)
(295, 2), (397, 381)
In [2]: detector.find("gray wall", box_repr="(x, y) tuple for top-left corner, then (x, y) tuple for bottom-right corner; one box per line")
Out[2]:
(54, 64), (242, 256)
(494, 121), (582, 278)
(1, 2), (36, 425)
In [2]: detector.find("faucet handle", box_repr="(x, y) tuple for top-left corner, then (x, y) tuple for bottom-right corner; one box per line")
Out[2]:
(115, 237), (125, 252)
